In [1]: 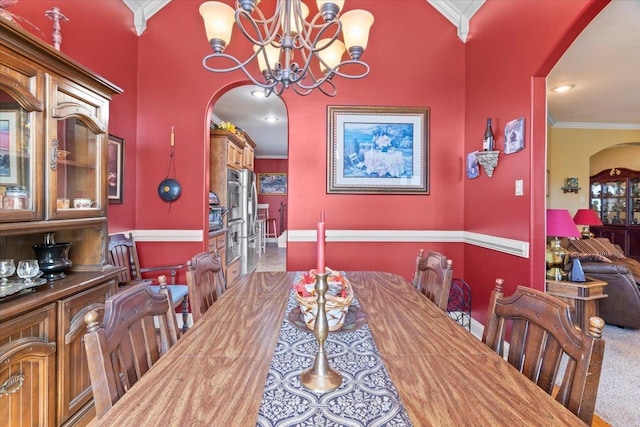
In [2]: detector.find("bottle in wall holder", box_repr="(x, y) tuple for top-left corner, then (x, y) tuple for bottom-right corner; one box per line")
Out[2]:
(482, 118), (494, 151)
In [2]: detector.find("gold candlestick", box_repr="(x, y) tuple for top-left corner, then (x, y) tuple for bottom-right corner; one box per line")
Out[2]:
(300, 272), (342, 392)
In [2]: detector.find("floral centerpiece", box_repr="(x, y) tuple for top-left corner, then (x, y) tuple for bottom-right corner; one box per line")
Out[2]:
(293, 268), (353, 331)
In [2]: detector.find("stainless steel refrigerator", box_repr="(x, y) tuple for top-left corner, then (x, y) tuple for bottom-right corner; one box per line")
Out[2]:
(240, 169), (258, 274)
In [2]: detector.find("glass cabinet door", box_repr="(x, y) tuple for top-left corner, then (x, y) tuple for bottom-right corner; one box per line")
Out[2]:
(590, 181), (602, 217)
(601, 179), (627, 225)
(632, 178), (640, 226)
(0, 88), (43, 222)
(49, 117), (104, 218)
(48, 76), (108, 220)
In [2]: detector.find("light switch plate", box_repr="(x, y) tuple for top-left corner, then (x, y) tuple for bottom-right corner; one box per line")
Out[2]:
(515, 179), (524, 196)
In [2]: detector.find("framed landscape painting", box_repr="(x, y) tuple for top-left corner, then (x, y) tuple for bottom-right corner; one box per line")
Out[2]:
(258, 172), (287, 195)
(327, 106), (429, 194)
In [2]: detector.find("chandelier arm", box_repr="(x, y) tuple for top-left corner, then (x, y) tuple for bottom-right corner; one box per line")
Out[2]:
(202, 50), (261, 73)
(323, 59), (371, 80)
(202, 52), (280, 91)
(291, 75), (337, 97)
(296, 15), (341, 51)
(235, 7), (280, 48)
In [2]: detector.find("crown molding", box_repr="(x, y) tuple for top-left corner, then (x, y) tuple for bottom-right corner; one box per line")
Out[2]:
(124, 1), (486, 40)
(427, 0), (485, 42)
(122, 0), (170, 35)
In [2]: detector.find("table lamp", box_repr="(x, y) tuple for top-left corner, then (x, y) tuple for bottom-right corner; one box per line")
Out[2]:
(573, 208), (603, 239)
(546, 209), (581, 281)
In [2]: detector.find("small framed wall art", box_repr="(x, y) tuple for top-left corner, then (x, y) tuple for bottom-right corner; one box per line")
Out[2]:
(258, 173), (287, 195)
(108, 135), (124, 203)
(466, 151), (479, 179)
(504, 117), (525, 154)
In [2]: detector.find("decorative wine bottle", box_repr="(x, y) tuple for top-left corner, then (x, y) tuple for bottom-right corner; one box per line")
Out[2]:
(482, 118), (494, 151)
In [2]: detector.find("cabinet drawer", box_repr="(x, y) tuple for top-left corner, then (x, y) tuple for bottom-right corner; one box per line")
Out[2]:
(226, 257), (241, 287)
(0, 303), (57, 427)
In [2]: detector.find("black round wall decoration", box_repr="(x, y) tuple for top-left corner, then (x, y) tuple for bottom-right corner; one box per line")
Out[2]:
(157, 178), (182, 202)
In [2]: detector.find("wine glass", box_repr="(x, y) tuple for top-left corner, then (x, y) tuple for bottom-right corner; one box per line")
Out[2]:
(0, 259), (16, 285)
(17, 259), (40, 285)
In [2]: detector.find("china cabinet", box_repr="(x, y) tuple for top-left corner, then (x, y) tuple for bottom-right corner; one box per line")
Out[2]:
(0, 19), (123, 427)
(589, 168), (640, 261)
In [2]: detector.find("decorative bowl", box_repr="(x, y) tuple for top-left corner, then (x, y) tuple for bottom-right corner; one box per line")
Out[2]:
(294, 269), (353, 331)
(57, 150), (70, 160)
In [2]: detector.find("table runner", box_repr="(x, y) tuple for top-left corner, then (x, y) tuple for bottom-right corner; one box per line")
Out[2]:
(257, 273), (413, 427)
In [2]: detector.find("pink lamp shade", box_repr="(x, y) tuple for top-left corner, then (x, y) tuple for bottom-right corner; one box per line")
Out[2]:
(573, 208), (603, 226)
(546, 209), (581, 238)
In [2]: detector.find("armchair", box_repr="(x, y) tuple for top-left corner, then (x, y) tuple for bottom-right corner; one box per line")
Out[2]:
(579, 262), (640, 329)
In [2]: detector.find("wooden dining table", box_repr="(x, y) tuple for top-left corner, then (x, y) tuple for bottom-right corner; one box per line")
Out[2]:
(96, 271), (586, 426)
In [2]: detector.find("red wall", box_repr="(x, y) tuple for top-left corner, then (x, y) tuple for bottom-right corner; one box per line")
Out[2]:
(11, 0), (611, 322)
(463, 0), (608, 323)
(130, 0), (467, 277)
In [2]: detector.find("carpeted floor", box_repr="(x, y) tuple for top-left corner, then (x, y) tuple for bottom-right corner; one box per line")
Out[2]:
(594, 325), (640, 426)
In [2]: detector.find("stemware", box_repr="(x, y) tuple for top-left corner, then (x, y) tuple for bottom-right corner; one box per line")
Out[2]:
(16, 259), (40, 284)
(0, 259), (16, 284)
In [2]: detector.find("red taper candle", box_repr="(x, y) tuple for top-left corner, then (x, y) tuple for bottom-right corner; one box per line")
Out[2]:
(317, 212), (326, 274)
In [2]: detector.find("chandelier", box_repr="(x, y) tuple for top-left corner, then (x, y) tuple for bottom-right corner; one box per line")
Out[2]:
(199, 0), (374, 97)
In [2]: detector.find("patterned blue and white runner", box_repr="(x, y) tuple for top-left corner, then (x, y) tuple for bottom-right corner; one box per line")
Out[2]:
(256, 273), (413, 427)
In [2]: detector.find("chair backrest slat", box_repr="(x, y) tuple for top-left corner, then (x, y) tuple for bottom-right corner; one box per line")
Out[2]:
(186, 251), (226, 323)
(412, 250), (453, 311)
(482, 279), (605, 425)
(84, 284), (178, 419)
(108, 232), (142, 283)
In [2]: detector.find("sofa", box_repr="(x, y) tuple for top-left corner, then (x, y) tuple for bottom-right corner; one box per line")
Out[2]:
(566, 238), (640, 329)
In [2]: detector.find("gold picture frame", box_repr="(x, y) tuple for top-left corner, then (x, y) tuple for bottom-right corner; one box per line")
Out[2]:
(258, 172), (287, 195)
(327, 105), (429, 194)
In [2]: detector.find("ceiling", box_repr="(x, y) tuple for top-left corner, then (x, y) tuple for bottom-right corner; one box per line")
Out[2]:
(123, 1), (640, 158)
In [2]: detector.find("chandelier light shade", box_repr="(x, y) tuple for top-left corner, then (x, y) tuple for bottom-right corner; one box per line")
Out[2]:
(199, 0), (374, 97)
(546, 209), (581, 281)
(573, 208), (603, 239)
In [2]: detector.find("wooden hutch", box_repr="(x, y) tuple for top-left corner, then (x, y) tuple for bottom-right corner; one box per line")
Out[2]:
(0, 19), (123, 426)
(590, 168), (640, 261)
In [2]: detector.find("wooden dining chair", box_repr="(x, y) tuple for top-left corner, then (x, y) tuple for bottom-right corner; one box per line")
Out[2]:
(412, 249), (453, 311)
(83, 282), (178, 419)
(482, 279), (605, 425)
(108, 232), (189, 332)
(186, 251), (226, 324)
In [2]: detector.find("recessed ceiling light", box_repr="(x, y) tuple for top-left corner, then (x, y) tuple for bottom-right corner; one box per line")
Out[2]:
(251, 90), (266, 98)
(551, 84), (575, 93)
(265, 116), (279, 123)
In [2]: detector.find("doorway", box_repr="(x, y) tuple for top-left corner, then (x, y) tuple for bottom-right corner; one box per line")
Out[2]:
(210, 84), (289, 271)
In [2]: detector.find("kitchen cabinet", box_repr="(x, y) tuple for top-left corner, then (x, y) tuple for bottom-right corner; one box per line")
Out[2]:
(590, 168), (640, 261)
(209, 131), (245, 277)
(213, 129), (245, 170)
(241, 131), (256, 170)
(208, 229), (226, 269)
(226, 256), (241, 286)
